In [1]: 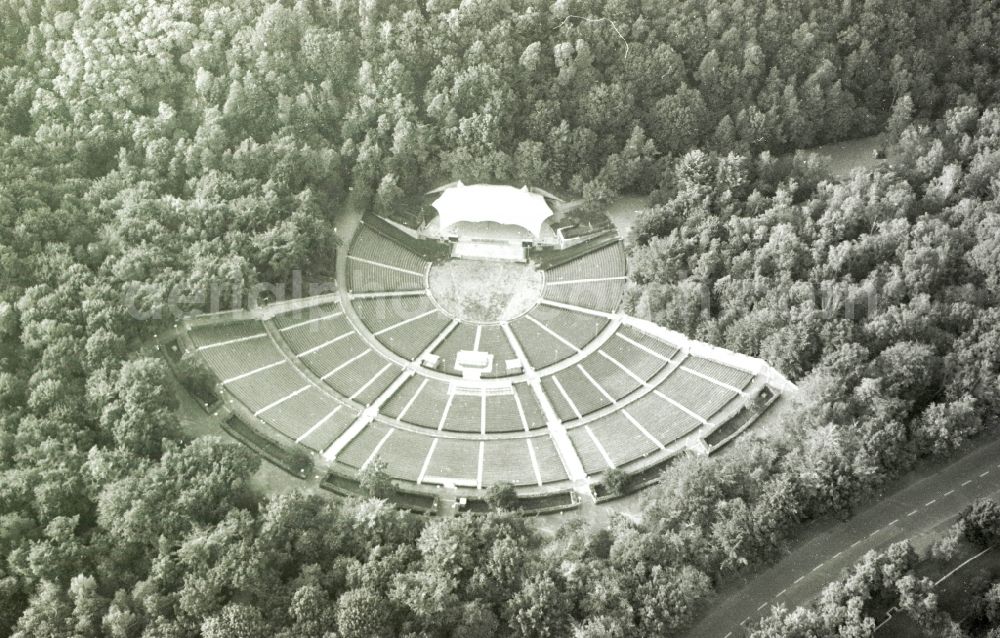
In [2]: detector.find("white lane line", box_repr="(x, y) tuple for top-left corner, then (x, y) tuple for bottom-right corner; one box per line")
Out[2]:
(320, 350), (370, 380)
(812, 563), (824, 572)
(585, 425), (616, 469)
(361, 428), (394, 470)
(907, 509), (919, 517)
(724, 632), (732, 638)
(776, 589), (786, 598)
(851, 540), (861, 548)
(981, 471), (991, 478)
(197, 332), (267, 350)
(794, 576), (804, 584)
(298, 331), (352, 356)
(397, 378), (427, 421)
(254, 385), (310, 416)
(888, 519), (899, 526)
(925, 499), (937, 507)
(278, 310), (342, 332)
(374, 308), (439, 335)
(832, 551), (842, 559)
(943, 490), (954, 497)
(416, 438), (438, 484)
(962, 480), (973, 487)
(223, 360), (284, 384)
(525, 439), (543, 486)
(756, 603), (767, 611)
(348, 254), (424, 276)
(296, 406), (342, 443)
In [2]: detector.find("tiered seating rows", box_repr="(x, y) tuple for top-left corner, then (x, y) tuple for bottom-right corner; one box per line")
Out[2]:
(480, 325), (518, 377)
(271, 303), (342, 330)
(482, 439), (539, 485)
(277, 314), (354, 354)
(579, 350), (643, 399)
(601, 330), (672, 381)
(545, 243), (626, 281)
(543, 278), (625, 313)
(443, 394), (481, 433)
(375, 312), (451, 360)
(514, 383), (547, 429)
(350, 225), (428, 273)
(616, 325), (679, 360)
(509, 316), (577, 369)
(624, 394), (702, 445)
(683, 356), (754, 389)
(586, 412), (660, 467)
(195, 331), (284, 381)
(540, 376), (578, 422)
(352, 295), (436, 332)
(529, 306), (608, 349)
(349, 260), (425, 293)
(547, 365), (612, 418)
(656, 368), (737, 419)
(190, 321), (265, 347)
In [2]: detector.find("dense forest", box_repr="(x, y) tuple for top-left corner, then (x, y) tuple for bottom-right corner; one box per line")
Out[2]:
(2, 0), (1000, 636)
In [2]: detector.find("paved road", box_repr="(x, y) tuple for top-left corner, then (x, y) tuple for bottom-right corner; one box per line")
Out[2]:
(684, 436), (1000, 638)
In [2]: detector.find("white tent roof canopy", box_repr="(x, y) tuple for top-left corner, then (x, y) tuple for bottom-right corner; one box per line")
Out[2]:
(431, 182), (553, 239)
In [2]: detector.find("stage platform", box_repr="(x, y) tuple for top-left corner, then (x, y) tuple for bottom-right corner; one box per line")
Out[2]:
(452, 240), (526, 262)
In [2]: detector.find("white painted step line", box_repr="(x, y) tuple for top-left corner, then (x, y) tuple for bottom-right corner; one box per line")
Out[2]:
(296, 406), (342, 443)
(552, 376), (583, 420)
(578, 364), (616, 404)
(545, 276), (627, 286)
(298, 331), (352, 357)
(473, 325), (482, 351)
(622, 409), (666, 450)
(437, 393), (455, 431)
(477, 441), (485, 489)
(320, 350), (370, 380)
(511, 386), (530, 432)
(678, 364), (746, 395)
(615, 332), (672, 362)
(223, 360), (285, 384)
(585, 425), (616, 468)
(350, 363), (393, 400)
(526, 313), (580, 352)
(361, 428), (394, 470)
(480, 391), (487, 436)
(525, 438), (543, 486)
(539, 298), (613, 318)
(398, 378), (427, 421)
(598, 349), (649, 386)
(278, 310), (343, 332)
(653, 389), (710, 425)
(348, 254), (424, 277)
(254, 385), (311, 416)
(417, 438), (439, 484)
(374, 308), (439, 335)
(197, 332), (267, 350)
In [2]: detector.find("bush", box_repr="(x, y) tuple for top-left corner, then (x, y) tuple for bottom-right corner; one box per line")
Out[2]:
(603, 468), (629, 498)
(485, 482), (518, 511)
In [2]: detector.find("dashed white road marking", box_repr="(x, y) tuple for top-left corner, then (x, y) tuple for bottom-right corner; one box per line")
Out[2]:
(962, 480), (973, 487)
(851, 540), (861, 547)
(812, 562), (824, 572)
(756, 603), (767, 611)
(832, 551), (842, 559)
(776, 589), (786, 598)
(908, 509), (919, 516)
(925, 499), (937, 507)
(943, 490), (954, 497)
(981, 471), (991, 478)
(888, 519), (899, 526)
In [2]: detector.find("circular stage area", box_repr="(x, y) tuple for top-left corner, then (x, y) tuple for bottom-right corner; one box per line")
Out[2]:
(427, 259), (544, 323)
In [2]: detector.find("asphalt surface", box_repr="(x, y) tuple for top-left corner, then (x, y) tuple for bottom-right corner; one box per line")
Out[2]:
(684, 436), (1000, 638)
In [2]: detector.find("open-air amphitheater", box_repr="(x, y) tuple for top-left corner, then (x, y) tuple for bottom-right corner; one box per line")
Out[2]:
(169, 183), (795, 515)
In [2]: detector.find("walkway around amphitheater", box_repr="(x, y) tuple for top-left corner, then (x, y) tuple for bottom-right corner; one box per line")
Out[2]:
(684, 434), (1000, 638)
